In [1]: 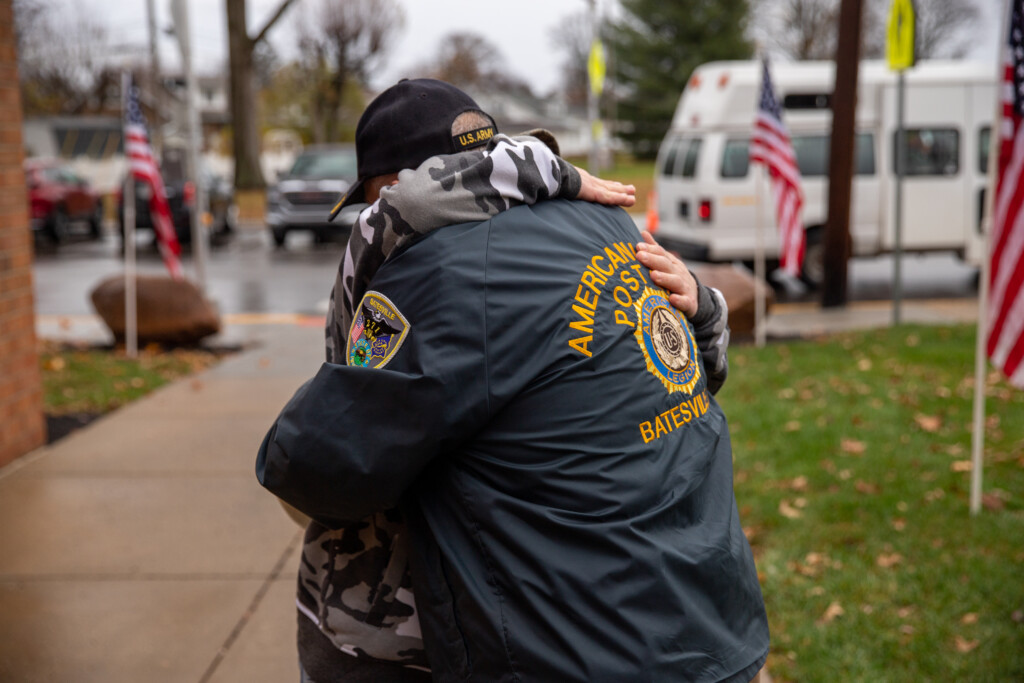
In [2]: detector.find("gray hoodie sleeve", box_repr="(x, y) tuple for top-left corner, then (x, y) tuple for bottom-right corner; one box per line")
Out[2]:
(687, 278), (730, 395)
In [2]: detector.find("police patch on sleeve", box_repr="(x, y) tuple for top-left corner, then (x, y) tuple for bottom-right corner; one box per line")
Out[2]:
(634, 287), (701, 394)
(347, 291), (410, 369)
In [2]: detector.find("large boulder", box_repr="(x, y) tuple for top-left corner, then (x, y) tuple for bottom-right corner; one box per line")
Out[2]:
(90, 275), (220, 345)
(689, 264), (774, 341)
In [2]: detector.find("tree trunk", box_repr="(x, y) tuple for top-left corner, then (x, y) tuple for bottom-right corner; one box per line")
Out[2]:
(822, 0), (863, 307)
(226, 0), (265, 190)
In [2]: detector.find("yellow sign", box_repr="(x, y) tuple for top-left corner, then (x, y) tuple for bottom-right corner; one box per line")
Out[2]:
(588, 40), (606, 96)
(887, 0), (916, 71)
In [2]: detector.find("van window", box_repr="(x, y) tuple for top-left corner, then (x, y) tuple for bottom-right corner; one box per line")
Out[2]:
(681, 139), (702, 177)
(790, 133), (875, 177)
(893, 128), (959, 176)
(979, 126), (990, 174)
(721, 139), (750, 178)
(660, 140), (681, 176)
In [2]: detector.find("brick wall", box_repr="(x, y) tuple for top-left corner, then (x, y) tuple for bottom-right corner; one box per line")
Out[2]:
(0, 0), (46, 467)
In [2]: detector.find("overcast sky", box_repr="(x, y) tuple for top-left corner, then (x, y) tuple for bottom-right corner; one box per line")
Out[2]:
(58, 0), (1002, 95)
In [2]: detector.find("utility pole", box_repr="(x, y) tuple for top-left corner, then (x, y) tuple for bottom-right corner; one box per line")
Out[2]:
(170, 0), (209, 291)
(586, 0), (603, 174)
(145, 0), (161, 155)
(822, 0), (865, 307)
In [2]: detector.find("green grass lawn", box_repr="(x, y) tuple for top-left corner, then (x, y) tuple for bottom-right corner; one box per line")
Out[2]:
(40, 341), (221, 415)
(718, 324), (1024, 681)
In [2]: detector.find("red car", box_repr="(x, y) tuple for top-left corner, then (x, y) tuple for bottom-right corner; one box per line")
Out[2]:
(25, 159), (104, 243)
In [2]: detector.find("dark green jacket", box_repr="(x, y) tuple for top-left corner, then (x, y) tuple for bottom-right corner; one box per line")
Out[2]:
(258, 200), (768, 682)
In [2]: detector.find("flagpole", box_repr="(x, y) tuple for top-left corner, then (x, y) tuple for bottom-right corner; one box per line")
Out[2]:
(122, 72), (138, 360)
(970, 0), (1013, 515)
(755, 167), (767, 349)
(754, 54), (767, 349)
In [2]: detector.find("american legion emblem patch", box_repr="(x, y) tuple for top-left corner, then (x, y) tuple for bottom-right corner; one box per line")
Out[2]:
(634, 287), (701, 395)
(347, 292), (410, 369)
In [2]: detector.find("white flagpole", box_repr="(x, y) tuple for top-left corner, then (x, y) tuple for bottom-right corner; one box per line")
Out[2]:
(970, 0), (1013, 515)
(754, 55), (767, 349)
(122, 72), (138, 359)
(755, 166), (767, 349)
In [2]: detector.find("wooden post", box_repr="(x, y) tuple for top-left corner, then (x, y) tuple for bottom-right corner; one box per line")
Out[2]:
(822, 0), (864, 308)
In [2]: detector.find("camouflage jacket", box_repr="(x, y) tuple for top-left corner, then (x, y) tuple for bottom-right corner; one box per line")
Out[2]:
(296, 135), (731, 671)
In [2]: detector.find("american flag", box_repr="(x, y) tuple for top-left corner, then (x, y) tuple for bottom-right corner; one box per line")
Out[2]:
(123, 74), (183, 279)
(750, 57), (805, 277)
(987, 0), (1024, 388)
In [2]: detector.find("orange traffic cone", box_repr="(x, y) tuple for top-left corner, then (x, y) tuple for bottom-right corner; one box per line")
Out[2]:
(646, 191), (659, 233)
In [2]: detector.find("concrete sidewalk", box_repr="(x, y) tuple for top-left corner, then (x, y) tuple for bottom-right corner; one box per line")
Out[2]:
(0, 322), (323, 682)
(0, 297), (979, 681)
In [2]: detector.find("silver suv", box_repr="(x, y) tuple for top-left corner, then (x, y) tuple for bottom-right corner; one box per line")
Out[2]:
(266, 145), (362, 248)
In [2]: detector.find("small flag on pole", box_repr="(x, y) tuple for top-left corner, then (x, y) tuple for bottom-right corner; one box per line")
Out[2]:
(987, 0), (1024, 388)
(123, 74), (183, 280)
(750, 57), (805, 277)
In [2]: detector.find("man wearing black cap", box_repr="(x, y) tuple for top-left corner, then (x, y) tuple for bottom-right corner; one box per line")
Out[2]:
(260, 79), (765, 682)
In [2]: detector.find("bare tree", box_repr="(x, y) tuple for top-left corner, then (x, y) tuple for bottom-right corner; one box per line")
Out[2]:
(429, 32), (504, 89)
(549, 12), (591, 108)
(752, 0), (981, 60)
(412, 31), (533, 99)
(14, 0), (121, 115)
(226, 0), (297, 190)
(294, 0), (403, 144)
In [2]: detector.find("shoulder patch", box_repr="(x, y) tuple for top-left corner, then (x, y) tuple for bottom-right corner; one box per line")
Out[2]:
(634, 287), (702, 394)
(346, 291), (410, 369)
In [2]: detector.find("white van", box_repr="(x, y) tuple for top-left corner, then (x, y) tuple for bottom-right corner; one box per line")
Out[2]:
(654, 60), (995, 283)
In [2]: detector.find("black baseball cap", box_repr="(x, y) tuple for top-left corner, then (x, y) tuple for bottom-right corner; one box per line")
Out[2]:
(328, 78), (497, 221)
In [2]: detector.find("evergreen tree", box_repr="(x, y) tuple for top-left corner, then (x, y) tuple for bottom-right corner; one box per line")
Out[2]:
(609, 0), (753, 157)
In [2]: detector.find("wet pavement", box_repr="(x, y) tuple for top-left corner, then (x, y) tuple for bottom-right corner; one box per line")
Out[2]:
(31, 221), (981, 320)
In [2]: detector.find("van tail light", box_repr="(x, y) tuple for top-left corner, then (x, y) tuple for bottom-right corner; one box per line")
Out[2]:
(183, 181), (196, 206)
(698, 198), (713, 223)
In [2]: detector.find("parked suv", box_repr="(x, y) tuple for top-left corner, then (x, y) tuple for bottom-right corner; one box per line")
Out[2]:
(25, 159), (104, 243)
(266, 145), (361, 248)
(117, 146), (236, 247)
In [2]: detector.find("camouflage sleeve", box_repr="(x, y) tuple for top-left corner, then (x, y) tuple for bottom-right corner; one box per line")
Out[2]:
(327, 134), (580, 360)
(688, 280), (730, 395)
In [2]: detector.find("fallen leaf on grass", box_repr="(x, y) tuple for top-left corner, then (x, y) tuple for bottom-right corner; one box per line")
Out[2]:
(817, 601), (844, 625)
(855, 480), (880, 495)
(924, 488), (945, 502)
(1012, 610), (1023, 623)
(790, 475), (809, 491)
(779, 500), (803, 519)
(954, 636), (979, 653)
(785, 420), (801, 432)
(982, 494), (1006, 511)
(951, 460), (973, 472)
(876, 553), (903, 568)
(960, 613), (979, 625)
(857, 358), (872, 371)
(891, 518), (907, 531)
(915, 414), (942, 432)
(841, 438), (866, 455)
(899, 624), (915, 635)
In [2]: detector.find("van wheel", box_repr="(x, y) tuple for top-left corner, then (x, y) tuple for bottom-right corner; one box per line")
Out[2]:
(800, 227), (825, 289)
(271, 227), (287, 248)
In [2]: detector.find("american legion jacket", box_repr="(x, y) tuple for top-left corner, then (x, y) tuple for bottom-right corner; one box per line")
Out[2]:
(257, 199), (769, 682)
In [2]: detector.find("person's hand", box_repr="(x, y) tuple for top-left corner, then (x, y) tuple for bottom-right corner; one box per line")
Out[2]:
(575, 166), (636, 207)
(635, 230), (699, 318)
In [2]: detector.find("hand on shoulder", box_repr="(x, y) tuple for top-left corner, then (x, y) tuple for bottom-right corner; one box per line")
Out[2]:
(634, 230), (698, 318)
